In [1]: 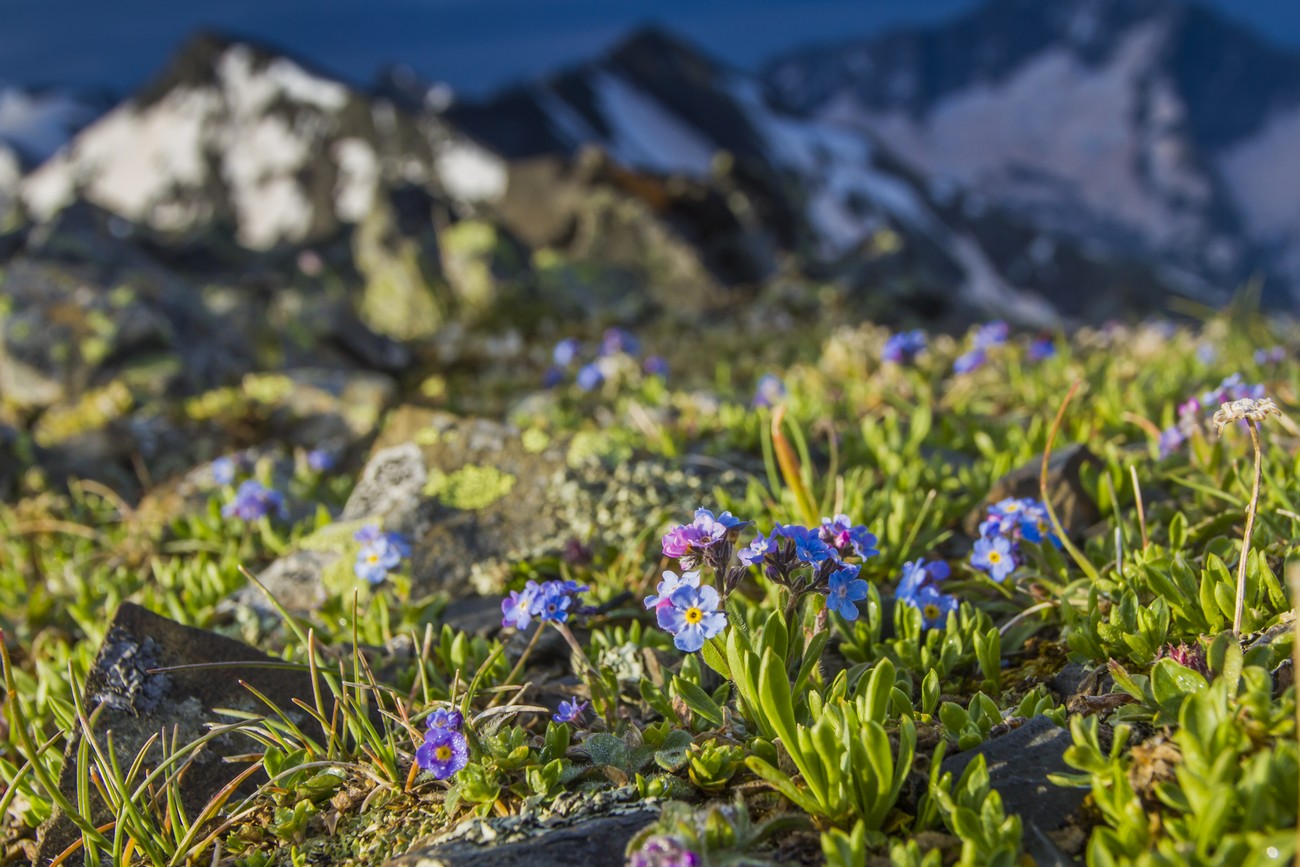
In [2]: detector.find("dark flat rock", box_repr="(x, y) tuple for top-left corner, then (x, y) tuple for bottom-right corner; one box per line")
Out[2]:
(34, 603), (316, 865)
(387, 809), (656, 867)
(940, 714), (1084, 833)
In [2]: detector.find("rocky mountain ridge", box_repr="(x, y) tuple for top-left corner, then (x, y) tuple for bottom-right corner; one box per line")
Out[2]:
(763, 0), (1300, 306)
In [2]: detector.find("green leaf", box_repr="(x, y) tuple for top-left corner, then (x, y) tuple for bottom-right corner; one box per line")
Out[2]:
(793, 630), (829, 698)
(1149, 658), (1208, 708)
(745, 755), (823, 816)
(671, 676), (724, 727)
(762, 609), (789, 664)
(701, 636), (730, 679)
(581, 733), (630, 769)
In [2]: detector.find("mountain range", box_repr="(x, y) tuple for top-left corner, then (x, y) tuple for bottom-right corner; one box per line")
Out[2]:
(3, 0), (1299, 323)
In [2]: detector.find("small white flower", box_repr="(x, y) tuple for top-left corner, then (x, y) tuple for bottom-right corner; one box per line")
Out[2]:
(1212, 397), (1282, 435)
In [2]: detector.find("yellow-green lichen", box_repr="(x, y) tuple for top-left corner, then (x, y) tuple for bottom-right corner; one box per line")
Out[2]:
(32, 380), (133, 447)
(423, 464), (516, 511)
(521, 427), (550, 454)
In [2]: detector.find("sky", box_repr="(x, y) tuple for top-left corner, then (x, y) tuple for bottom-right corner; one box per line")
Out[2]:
(1, 0), (1299, 97)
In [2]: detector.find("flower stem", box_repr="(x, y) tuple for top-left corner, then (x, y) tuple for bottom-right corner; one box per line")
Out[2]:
(1233, 420), (1263, 637)
(489, 623), (545, 708)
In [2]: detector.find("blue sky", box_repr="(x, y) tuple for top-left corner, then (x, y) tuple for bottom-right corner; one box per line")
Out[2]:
(2, 0), (1298, 95)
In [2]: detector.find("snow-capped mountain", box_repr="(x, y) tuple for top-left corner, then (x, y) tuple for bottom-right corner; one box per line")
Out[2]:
(447, 27), (1200, 322)
(0, 85), (107, 164)
(20, 33), (505, 251)
(763, 0), (1300, 304)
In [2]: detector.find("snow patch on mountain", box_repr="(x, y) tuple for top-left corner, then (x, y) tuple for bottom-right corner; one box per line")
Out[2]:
(590, 72), (716, 177)
(728, 76), (935, 255)
(818, 22), (1202, 250)
(20, 42), (395, 248)
(0, 87), (103, 162)
(435, 140), (507, 203)
(1219, 106), (1300, 243)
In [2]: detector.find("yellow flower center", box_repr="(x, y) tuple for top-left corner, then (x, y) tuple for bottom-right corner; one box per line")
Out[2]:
(367, 553), (380, 563)
(435, 745), (452, 761)
(987, 551), (1001, 564)
(1005, 503), (1020, 512)
(684, 607), (704, 625)
(923, 604), (941, 620)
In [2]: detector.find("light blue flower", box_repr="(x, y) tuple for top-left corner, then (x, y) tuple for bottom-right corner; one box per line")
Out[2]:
(971, 536), (1016, 582)
(657, 584), (727, 653)
(644, 570), (700, 611)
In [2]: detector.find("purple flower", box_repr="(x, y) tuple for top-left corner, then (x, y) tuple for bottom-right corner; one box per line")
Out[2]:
(657, 584), (727, 653)
(1158, 425), (1186, 458)
(661, 525), (703, 559)
(416, 726), (469, 780)
(973, 320), (1009, 349)
(971, 536), (1016, 582)
(882, 329), (927, 365)
(644, 570), (700, 611)
(221, 480), (283, 522)
(752, 373), (786, 408)
(738, 531), (778, 567)
(501, 581), (540, 630)
(211, 456), (236, 486)
(306, 449), (336, 472)
(662, 509), (745, 562)
(630, 836), (701, 867)
(1027, 337), (1056, 362)
(824, 564), (869, 621)
(576, 363), (604, 392)
(774, 524), (837, 565)
(818, 514), (879, 559)
(427, 708), (464, 733)
(600, 328), (640, 357)
(1255, 346), (1286, 365)
(542, 366), (565, 389)
(643, 356), (669, 378)
(907, 585), (959, 629)
(553, 697), (588, 724)
(1196, 343), (1218, 364)
(953, 348), (987, 374)
(553, 338), (581, 367)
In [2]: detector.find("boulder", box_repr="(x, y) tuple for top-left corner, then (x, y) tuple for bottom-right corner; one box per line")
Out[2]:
(34, 603), (316, 865)
(940, 715), (1085, 835)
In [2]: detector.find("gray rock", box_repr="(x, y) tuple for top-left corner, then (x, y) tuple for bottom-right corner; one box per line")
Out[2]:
(964, 444), (1102, 536)
(940, 715), (1084, 833)
(245, 408), (747, 614)
(341, 441), (429, 529)
(386, 788), (655, 867)
(35, 603), (316, 865)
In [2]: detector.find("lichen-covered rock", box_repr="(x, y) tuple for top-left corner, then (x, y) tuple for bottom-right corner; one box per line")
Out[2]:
(244, 406), (748, 612)
(353, 192), (448, 341)
(34, 603), (316, 865)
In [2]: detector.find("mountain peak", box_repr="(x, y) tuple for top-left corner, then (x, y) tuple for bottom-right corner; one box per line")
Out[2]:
(134, 29), (356, 110)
